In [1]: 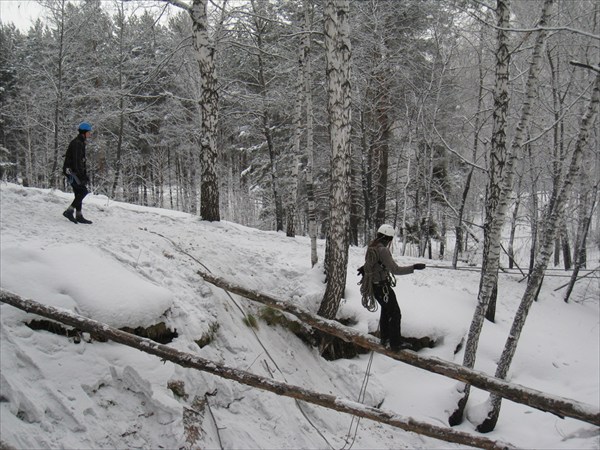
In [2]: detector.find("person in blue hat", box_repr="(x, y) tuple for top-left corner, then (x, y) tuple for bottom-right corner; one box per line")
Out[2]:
(62, 122), (93, 224)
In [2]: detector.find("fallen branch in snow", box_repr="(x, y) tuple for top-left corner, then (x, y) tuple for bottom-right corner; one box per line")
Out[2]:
(196, 271), (600, 428)
(0, 289), (512, 450)
(553, 266), (599, 291)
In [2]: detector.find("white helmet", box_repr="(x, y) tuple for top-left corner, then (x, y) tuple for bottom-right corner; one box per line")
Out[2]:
(377, 224), (395, 237)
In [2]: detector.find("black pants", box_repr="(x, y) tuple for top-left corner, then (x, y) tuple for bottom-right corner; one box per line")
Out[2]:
(70, 182), (88, 212)
(374, 283), (402, 348)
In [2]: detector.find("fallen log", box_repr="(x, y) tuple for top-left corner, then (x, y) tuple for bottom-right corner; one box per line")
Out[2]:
(197, 270), (600, 427)
(0, 289), (512, 450)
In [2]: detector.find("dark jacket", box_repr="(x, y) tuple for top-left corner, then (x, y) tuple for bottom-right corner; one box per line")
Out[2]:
(63, 134), (88, 184)
(364, 241), (414, 284)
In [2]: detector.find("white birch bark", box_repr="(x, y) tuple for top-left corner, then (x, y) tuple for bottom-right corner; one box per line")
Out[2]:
(191, 0), (220, 221)
(451, 0), (553, 426)
(286, 21), (306, 238)
(478, 70), (600, 433)
(318, 0), (352, 319)
(302, 1), (318, 267)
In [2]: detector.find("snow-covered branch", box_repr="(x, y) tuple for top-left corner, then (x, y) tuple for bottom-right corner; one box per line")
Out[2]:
(0, 289), (512, 450)
(193, 272), (600, 427)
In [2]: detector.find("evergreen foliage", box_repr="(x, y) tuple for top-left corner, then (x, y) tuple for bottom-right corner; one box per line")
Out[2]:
(0, 0), (597, 252)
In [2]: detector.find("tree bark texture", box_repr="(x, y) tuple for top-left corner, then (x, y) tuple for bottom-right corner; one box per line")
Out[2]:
(302, 1), (318, 267)
(564, 184), (598, 302)
(286, 45), (302, 237)
(319, 0), (352, 319)
(450, 0), (512, 426)
(476, 69), (600, 433)
(452, 0), (554, 425)
(191, 0), (220, 221)
(50, 0), (67, 188)
(251, 0), (284, 231)
(0, 289), (514, 450)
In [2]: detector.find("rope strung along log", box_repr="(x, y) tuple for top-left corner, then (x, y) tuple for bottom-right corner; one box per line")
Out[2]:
(144, 227), (599, 427)
(0, 289), (512, 450)
(196, 270), (600, 427)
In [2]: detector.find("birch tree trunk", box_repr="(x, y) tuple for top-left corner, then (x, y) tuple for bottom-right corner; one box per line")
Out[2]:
(49, 0), (67, 188)
(527, 144), (540, 275)
(191, 0), (220, 221)
(302, 1), (318, 267)
(111, 4), (126, 199)
(451, 0), (540, 425)
(318, 0), (352, 320)
(507, 175), (522, 270)
(477, 69), (600, 433)
(449, 1), (512, 424)
(564, 182), (599, 303)
(286, 44), (303, 237)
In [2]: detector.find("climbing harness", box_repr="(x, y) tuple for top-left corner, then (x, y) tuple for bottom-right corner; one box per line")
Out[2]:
(359, 248), (396, 312)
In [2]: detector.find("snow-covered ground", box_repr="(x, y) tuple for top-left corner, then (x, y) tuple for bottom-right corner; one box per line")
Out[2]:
(1, 182), (598, 449)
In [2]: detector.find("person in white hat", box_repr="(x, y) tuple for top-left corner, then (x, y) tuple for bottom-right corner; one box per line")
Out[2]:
(358, 224), (426, 350)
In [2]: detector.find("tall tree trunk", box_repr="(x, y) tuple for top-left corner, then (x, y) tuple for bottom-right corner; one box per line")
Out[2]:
(111, 6), (126, 200)
(286, 33), (305, 237)
(360, 110), (372, 239)
(564, 183), (598, 302)
(547, 45), (567, 269)
(318, 0), (352, 320)
(452, 0), (554, 424)
(301, 1), (318, 267)
(374, 71), (391, 227)
(191, 0), (220, 221)
(477, 68), (600, 433)
(50, 0), (67, 188)
(527, 143), (540, 276)
(507, 175), (522, 270)
(251, 0), (283, 231)
(401, 155), (411, 256)
(24, 103), (34, 186)
(449, 0), (513, 426)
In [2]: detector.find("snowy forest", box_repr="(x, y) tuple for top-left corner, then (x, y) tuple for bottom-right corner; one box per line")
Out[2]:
(0, 0), (597, 246)
(1, 0), (600, 446)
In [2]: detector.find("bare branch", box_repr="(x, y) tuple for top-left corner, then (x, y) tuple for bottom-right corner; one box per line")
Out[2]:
(154, 0), (192, 13)
(432, 124), (487, 173)
(570, 61), (600, 74)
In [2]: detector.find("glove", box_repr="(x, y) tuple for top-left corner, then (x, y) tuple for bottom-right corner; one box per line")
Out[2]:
(357, 266), (365, 277)
(413, 263), (426, 270)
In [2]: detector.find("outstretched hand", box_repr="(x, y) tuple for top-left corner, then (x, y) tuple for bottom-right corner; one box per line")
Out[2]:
(413, 263), (426, 270)
(357, 266), (365, 276)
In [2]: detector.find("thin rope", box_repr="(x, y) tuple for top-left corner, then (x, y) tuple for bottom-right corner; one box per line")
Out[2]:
(147, 229), (335, 449)
(340, 324), (378, 450)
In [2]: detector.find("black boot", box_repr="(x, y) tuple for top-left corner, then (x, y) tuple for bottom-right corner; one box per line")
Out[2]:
(76, 215), (93, 224)
(63, 209), (78, 224)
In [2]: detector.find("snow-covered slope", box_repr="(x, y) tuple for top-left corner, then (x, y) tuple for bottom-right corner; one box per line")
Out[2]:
(1, 183), (598, 449)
